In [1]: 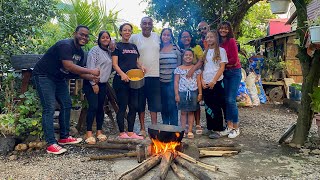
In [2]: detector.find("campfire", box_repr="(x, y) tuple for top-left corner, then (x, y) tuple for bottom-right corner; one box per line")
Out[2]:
(84, 124), (240, 180)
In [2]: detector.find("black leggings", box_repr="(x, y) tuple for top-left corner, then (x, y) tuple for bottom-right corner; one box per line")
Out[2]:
(83, 81), (107, 131)
(112, 76), (140, 132)
(203, 80), (225, 131)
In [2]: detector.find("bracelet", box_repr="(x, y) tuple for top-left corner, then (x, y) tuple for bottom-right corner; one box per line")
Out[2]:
(198, 94), (202, 95)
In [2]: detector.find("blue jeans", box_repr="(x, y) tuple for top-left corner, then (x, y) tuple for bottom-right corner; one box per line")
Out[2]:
(223, 68), (242, 124)
(32, 75), (72, 145)
(160, 81), (178, 126)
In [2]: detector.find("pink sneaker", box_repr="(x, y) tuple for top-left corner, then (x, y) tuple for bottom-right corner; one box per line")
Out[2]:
(47, 144), (67, 155)
(129, 133), (144, 140)
(58, 136), (82, 145)
(118, 133), (130, 139)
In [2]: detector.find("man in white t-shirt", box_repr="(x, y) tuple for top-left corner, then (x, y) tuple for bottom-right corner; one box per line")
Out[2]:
(129, 17), (161, 136)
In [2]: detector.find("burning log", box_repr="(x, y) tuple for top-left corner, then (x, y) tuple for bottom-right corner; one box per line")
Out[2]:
(199, 150), (239, 157)
(151, 151), (174, 180)
(175, 156), (212, 180)
(74, 143), (136, 150)
(119, 154), (162, 180)
(171, 162), (186, 180)
(177, 152), (218, 172)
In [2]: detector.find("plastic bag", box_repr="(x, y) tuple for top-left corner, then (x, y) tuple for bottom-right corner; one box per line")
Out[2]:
(256, 76), (267, 104)
(246, 72), (260, 106)
(237, 82), (252, 107)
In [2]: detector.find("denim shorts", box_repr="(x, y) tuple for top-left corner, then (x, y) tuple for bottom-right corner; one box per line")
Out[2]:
(138, 77), (162, 112)
(177, 90), (199, 112)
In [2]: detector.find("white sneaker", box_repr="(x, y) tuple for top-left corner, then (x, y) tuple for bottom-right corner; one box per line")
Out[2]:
(220, 127), (232, 136)
(228, 129), (240, 138)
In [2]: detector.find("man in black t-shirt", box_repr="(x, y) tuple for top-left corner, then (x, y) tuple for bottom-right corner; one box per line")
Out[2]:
(32, 25), (100, 155)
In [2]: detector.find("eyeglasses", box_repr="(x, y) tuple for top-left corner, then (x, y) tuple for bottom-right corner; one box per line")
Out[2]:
(197, 26), (208, 32)
(181, 36), (191, 39)
(78, 32), (89, 39)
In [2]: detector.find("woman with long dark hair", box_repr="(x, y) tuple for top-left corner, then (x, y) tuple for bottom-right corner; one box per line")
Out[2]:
(83, 30), (113, 144)
(159, 28), (181, 126)
(218, 21), (242, 138)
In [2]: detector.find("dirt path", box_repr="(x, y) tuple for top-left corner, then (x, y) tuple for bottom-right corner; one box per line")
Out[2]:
(1, 104), (320, 179)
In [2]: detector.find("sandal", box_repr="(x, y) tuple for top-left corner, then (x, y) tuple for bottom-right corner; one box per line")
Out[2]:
(96, 134), (107, 142)
(129, 133), (144, 140)
(138, 130), (147, 137)
(196, 125), (203, 135)
(85, 136), (96, 144)
(187, 132), (194, 139)
(118, 133), (130, 139)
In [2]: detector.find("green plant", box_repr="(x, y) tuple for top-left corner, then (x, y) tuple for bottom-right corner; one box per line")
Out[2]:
(305, 16), (320, 27)
(16, 87), (42, 138)
(0, 113), (16, 137)
(291, 83), (302, 91)
(310, 87), (320, 113)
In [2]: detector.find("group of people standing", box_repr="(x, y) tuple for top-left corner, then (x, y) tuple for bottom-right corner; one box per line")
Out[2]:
(31, 16), (241, 155)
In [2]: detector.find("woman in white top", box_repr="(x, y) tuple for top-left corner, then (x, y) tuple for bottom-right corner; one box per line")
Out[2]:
(201, 30), (228, 139)
(83, 31), (113, 144)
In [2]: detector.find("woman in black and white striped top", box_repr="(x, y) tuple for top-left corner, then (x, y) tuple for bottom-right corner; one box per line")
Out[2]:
(159, 28), (181, 126)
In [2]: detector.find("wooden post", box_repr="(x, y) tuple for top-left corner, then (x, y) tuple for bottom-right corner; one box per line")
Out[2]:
(21, 70), (32, 94)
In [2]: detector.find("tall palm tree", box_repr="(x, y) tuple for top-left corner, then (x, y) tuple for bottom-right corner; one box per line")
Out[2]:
(56, 0), (119, 49)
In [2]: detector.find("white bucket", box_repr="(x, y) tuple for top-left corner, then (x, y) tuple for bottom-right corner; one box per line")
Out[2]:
(309, 26), (320, 43)
(270, 0), (290, 14)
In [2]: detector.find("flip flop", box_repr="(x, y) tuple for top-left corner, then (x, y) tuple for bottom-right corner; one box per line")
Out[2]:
(196, 125), (203, 135)
(96, 134), (107, 142)
(187, 132), (194, 139)
(85, 136), (96, 144)
(118, 133), (130, 139)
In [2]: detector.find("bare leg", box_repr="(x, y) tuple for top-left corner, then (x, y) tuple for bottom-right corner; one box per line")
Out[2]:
(180, 111), (187, 129)
(86, 131), (93, 137)
(188, 112), (195, 133)
(233, 123), (239, 129)
(227, 121), (233, 129)
(139, 112), (145, 131)
(195, 109), (201, 126)
(150, 111), (157, 124)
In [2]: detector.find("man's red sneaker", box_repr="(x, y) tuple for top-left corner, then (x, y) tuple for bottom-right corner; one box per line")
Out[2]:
(58, 136), (82, 145)
(46, 144), (67, 155)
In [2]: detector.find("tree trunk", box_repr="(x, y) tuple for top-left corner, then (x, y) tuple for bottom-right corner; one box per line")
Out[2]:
(229, 0), (262, 37)
(291, 0), (320, 145)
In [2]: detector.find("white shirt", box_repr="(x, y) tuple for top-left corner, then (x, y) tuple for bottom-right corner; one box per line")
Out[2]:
(202, 47), (228, 83)
(129, 32), (160, 77)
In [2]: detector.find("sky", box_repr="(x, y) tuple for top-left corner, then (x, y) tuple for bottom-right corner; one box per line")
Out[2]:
(105, 0), (149, 27)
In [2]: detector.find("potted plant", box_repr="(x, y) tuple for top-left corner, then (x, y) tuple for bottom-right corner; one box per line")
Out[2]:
(0, 113), (17, 155)
(306, 16), (320, 44)
(269, 0), (291, 14)
(310, 86), (320, 136)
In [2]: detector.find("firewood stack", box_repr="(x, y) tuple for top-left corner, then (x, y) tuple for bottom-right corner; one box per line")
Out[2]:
(82, 138), (240, 180)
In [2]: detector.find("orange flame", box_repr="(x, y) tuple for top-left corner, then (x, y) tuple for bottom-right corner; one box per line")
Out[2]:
(151, 138), (180, 154)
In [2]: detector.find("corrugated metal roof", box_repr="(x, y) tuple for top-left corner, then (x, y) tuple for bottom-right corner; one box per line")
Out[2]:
(247, 30), (296, 46)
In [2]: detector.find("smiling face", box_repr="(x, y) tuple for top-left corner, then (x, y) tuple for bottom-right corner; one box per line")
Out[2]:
(198, 22), (209, 38)
(161, 29), (172, 45)
(183, 50), (194, 64)
(205, 31), (217, 47)
(140, 17), (153, 37)
(74, 27), (89, 47)
(120, 24), (132, 42)
(99, 32), (111, 48)
(180, 31), (192, 47)
(218, 25), (230, 38)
